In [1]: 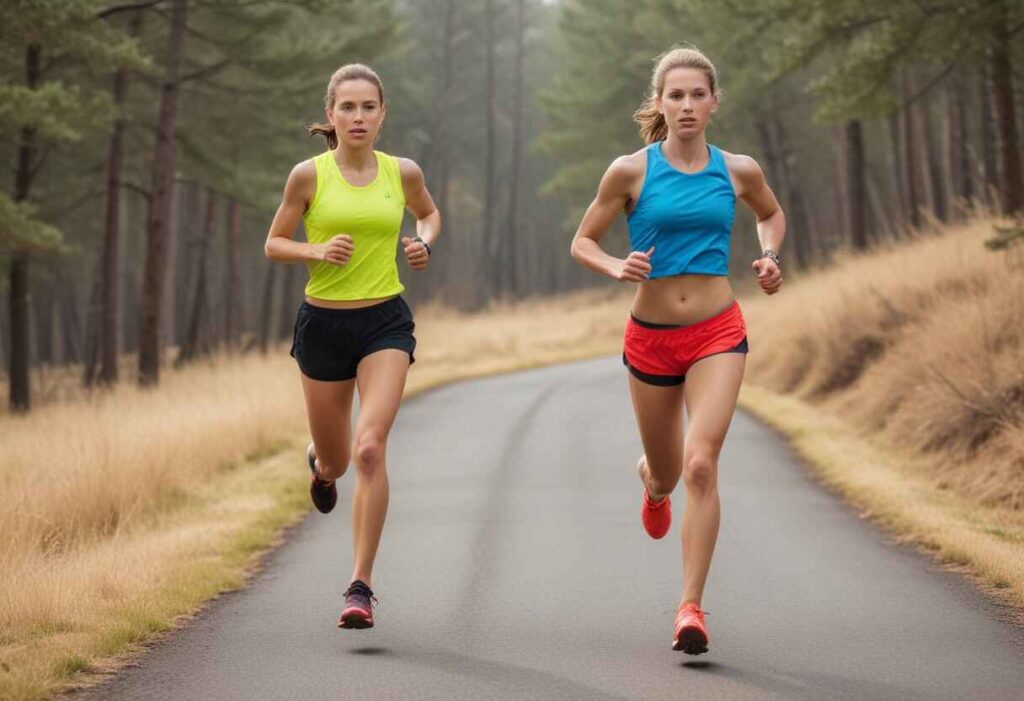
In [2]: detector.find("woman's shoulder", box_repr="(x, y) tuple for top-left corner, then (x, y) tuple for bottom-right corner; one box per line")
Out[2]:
(605, 146), (649, 186)
(717, 148), (762, 178)
(717, 148), (765, 194)
(285, 158), (318, 199)
(390, 155), (425, 189)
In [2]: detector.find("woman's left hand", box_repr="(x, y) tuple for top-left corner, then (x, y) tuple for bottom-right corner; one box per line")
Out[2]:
(402, 236), (430, 271)
(751, 256), (782, 295)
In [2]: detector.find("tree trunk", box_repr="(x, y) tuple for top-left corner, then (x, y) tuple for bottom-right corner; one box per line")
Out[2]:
(224, 198), (242, 348)
(484, 0), (499, 297)
(176, 189), (214, 366)
(429, 0), (455, 223)
(60, 272), (83, 365)
(981, 63), (1000, 209)
(899, 72), (921, 229)
(8, 43), (41, 412)
(33, 275), (54, 367)
(277, 262), (297, 341)
(504, 0), (526, 295)
(834, 124), (848, 242)
(98, 9), (143, 385)
(944, 74), (970, 218)
(918, 96), (947, 222)
(988, 1), (1023, 215)
(257, 261), (276, 354)
(764, 115), (811, 269)
(844, 120), (867, 250)
(138, 0), (188, 385)
(886, 114), (906, 233)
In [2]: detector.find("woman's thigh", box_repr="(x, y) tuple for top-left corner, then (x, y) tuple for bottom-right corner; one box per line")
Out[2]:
(628, 374), (686, 477)
(682, 352), (745, 454)
(301, 373), (356, 468)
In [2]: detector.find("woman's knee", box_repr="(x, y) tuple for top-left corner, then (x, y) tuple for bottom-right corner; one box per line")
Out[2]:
(353, 428), (386, 473)
(682, 449), (718, 494)
(315, 445), (350, 480)
(645, 456), (682, 496)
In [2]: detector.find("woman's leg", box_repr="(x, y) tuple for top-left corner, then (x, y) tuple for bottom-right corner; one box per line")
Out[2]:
(628, 376), (686, 500)
(679, 352), (745, 606)
(350, 349), (410, 586)
(300, 374), (356, 481)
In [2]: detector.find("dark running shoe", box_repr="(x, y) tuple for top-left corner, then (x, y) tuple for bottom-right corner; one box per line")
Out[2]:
(307, 442), (337, 514)
(338, 580), (376, 629)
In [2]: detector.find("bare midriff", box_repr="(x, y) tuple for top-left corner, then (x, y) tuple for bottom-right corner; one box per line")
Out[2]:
(304, 293), (399, 309)
(631, 275), (735, 325)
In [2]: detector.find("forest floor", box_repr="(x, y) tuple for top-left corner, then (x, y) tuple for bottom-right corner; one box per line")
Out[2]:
(1, 218), (1022, 699)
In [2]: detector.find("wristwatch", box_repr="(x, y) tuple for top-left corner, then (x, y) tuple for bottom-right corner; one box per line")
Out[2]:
(414, 236), (432, 257)
(761, 248), (780, 267)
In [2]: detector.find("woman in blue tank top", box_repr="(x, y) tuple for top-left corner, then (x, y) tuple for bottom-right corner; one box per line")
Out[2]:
(570, 46), (786, 655)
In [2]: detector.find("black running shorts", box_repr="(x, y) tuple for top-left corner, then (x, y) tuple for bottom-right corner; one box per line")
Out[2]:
(290, 296), (416, 382)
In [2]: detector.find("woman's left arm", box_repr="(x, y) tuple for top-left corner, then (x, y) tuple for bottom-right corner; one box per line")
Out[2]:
(399, 158), (441, 271)
(728, 153), (786, 296)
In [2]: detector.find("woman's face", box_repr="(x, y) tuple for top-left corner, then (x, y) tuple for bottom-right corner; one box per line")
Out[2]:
(656, 67), (717, 139)
(326, 79), (385, 147)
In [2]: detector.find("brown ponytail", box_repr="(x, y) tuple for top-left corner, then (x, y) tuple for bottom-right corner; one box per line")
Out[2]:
(633, 47), (719, 144)
(307, 63), (385, 149)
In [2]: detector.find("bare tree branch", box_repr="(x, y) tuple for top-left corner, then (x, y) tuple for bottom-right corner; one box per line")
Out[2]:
(97, 0), (163, 19)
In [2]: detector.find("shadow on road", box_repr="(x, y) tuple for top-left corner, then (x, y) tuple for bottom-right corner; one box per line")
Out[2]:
(340, 641), (624, 700)
(680, 659), (930, 701)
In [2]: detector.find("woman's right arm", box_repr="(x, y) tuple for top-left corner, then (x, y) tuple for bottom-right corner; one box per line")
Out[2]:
(264, 161), (352, 265)
(569, 156), (653, 282)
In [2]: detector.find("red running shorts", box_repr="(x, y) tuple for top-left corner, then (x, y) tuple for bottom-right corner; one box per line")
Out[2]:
(622, 301), (748, 386)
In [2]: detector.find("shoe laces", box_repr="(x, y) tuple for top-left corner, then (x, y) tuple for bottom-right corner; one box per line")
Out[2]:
(345, 581), (378, 605)
(677, 602), (708, 618)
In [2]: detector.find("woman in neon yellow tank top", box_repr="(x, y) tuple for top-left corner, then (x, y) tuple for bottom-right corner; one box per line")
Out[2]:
(264, 64), (440, 630)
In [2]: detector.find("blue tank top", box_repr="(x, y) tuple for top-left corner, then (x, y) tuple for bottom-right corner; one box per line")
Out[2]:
(626, 142), (736, 278)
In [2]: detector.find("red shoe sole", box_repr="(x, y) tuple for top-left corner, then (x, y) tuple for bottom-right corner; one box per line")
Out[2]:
(672, 626), (709, 654)
(338, 607), (374, 629)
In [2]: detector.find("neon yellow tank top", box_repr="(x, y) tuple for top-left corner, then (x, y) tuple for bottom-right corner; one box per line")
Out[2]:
(302, 150), (406, 301)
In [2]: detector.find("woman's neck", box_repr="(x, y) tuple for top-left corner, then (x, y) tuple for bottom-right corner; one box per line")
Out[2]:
(661, 132), (709, 168)
(333, 143), (376, 170)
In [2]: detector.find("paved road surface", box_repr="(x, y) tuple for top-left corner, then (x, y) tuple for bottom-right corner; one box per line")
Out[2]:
(73, 356), (1024, 700)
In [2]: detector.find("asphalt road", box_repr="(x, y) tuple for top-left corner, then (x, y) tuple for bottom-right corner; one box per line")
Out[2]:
(73, 356), (1024, 700)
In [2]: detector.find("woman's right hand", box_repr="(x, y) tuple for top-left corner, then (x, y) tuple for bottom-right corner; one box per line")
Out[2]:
(319, 234), (354, 266)
(614, 247), (654, 282)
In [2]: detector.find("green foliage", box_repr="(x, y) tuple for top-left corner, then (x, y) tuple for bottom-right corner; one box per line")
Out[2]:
(698, 0), (1013, 121)
(0, 194), (63, 252)
(984, 224), (1024, 251)
(0, 84), (112, 142)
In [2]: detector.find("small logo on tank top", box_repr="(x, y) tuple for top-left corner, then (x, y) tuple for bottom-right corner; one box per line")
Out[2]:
(384, 190), (391, 200)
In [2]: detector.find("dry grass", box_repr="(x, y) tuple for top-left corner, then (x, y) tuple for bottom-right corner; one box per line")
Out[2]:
(741, 217), (1024, 607)
(0, 288), (629, 701)
(744, 219), (1024, 509)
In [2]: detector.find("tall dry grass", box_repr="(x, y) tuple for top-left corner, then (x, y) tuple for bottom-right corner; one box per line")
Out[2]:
(743, 219), (1024, 509)
(0, 288), (630, 700)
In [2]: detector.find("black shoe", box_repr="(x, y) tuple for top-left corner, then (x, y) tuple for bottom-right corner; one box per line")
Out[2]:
(307, 443), (337, 514)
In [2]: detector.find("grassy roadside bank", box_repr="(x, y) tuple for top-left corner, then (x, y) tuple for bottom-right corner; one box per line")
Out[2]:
(0, 290), (631, 701)
(741, 218), (1024, 612)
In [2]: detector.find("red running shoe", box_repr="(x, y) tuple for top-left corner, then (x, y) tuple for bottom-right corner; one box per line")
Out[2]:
(673, 602), (709, 654)
(338, 580), (376, 629)
(638, 457), (671, 539)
